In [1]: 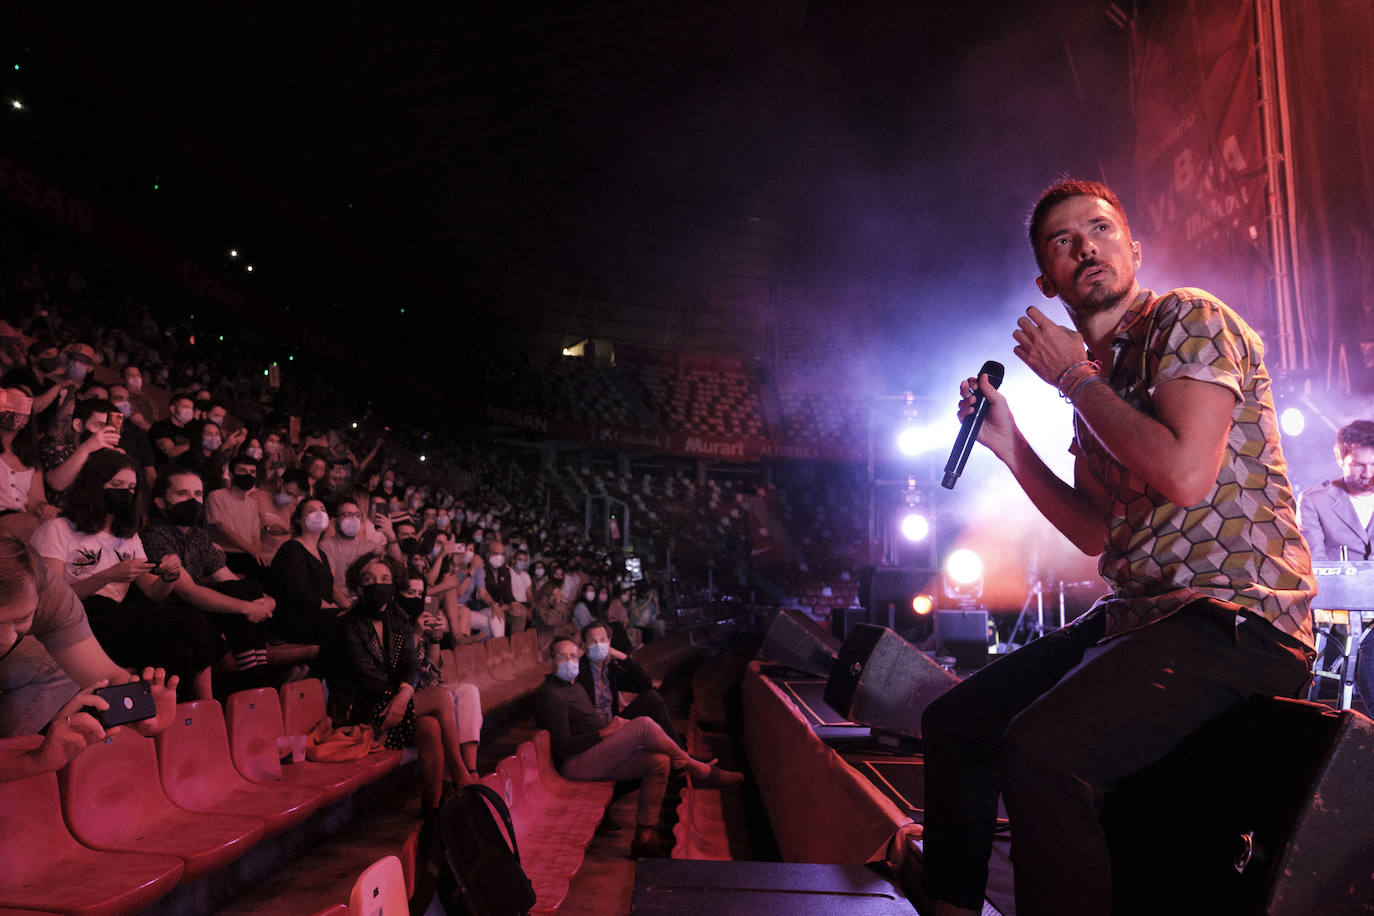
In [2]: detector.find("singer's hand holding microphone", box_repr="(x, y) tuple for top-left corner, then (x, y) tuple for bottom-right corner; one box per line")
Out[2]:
(942, 360), (1011, 489)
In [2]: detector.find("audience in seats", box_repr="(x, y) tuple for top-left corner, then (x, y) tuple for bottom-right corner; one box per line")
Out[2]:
(577, 621), (680, 746)
(149, 393), (196, 462)
(478, 538), (520, 633)
(38, 396), (124, 495)
(0, 535), (178, 779)
(108, 380), (159, 484)
(320, 498), (388, 606)
(142, 466), (276, 688)
(533, 635), (742, 858)
(0, 387), (57, 541)
(255, 466), (307, 564)
(268, 496), (340, 648)
(120, 365), (157, 431)
(207, 453), (269, 576)
(402, 572), (482, 781)
(326, 556), (477, 815)
(29, 448), (226, 699)
(183, 418), (232, 493)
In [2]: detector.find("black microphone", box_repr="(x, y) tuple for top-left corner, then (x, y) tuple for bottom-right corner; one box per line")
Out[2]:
(942, 360), (1005, 489)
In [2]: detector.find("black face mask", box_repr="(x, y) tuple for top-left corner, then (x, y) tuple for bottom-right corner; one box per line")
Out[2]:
(0, 411), (28, 432)
(165, 498), (205, 527)
(103, 488), (137, 527)
(33, 356), (60, 373)
(360, 583), (396, 617)
(397, 594), (425, 618)
(231, 472), (256, 491)
(397, 536), (418, 554)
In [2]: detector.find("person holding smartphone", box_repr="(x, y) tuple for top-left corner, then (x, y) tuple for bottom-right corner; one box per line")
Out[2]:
(0, 532), (178, 777)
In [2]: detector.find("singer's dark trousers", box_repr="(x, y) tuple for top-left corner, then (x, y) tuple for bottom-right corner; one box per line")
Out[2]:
(919, 601), (1312, 916)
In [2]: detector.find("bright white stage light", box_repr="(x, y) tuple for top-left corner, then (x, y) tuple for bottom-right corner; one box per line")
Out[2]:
(900, 511), (930, 542)
(896, 425), (923, 456)
(945, 548), (984, 586)
(1280, 407), (1305, 436)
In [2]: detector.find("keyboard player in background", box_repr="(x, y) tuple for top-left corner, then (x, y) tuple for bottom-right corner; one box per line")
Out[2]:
(1297, 419), (1374, 707)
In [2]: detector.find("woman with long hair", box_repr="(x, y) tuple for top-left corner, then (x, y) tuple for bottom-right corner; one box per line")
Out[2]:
(327, 555), (476, 816)
(28, 448), (226, 699)
(0, 386), (56, 540)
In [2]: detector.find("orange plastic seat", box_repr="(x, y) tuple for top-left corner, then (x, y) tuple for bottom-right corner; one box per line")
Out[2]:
(279, 679), (403, 780)
(0, 735), (184, 915)
(347, 855), (407, 915)
(157, 700), (324, 836)
(224, 688), (366, 805)
(59, 728), (266, 883)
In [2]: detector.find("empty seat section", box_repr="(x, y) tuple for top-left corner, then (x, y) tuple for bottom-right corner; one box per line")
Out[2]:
(493, 756), (584, 877)
(59, 728), (266, 883)
(531, 729), (614, 808)
(0, 734), (184, 916)
(157, 699), (325, 836)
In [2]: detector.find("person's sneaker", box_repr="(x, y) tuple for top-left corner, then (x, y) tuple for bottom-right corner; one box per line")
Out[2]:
(697, 765), (745, 789)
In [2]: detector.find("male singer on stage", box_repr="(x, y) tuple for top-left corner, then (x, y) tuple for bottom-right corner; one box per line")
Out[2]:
(919, 179), (1316, 916)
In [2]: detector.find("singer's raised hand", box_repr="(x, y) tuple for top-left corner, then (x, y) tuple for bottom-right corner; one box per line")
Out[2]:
(957, 373), (1016, 461)
(1012, 305), (1090, 386)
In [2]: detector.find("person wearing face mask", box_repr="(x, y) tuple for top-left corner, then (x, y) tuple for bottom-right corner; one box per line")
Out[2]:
(142, 467), (277, 690)
(9, 337), (71, 429)
(0, 387), (57, 540)
(398, 573), (484, 781)
(533, 636), (743, 858)
(183, 420), (230, 495)
(29, 449), (227, 701)
(207, 455), (268, 575)
(149, 395), (196, 462)
(106, 383), (157, 487)
(254, 467), (307, 566)
(266, 497), (341, 648)
(575, 622), (681, 747)
(473, 539), (518, 634)
(320, 499), (387, 607)
(572, 583), (599, 632)
(507, 549), (532, 631)
(326, 557), (476, 816)
(120, 366), (156, 432)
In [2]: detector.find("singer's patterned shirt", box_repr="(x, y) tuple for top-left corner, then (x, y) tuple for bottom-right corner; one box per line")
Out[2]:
(1070, 288), (1315, 647)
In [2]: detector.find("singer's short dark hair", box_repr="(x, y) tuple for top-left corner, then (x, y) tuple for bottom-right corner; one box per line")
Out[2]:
(1028, 179), (1130, 273)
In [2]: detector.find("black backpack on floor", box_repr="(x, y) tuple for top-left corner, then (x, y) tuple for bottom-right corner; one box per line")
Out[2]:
(411, 784), (537, 916)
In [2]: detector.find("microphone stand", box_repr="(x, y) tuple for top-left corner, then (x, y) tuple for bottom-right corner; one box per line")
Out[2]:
(1009, 573), (1047, 650)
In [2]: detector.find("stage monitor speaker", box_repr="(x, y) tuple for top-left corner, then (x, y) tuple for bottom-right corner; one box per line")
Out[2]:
(830, 606), (868, 642)
(823, 623), (959, 739)
(860, 567), (938, 612)
(756, 608), (843, 678)
(1104, 696), (1374, 915)
(934, 609), (989, 670)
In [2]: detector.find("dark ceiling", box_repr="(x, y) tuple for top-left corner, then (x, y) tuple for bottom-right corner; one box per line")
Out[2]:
(1, 1), (1131, 376)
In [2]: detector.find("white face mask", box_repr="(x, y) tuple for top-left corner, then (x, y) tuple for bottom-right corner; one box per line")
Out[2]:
(304, 509), (330, 533)
(175, 406), (194, 424)
(339, 516), (362, 538)
(489, 554), (506, 568)
(587, 642), (610, 662)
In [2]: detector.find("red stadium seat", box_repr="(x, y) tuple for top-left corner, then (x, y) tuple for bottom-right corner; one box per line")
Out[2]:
(474, 769), (571, 916)
(224, 688), (366, 805)
(0, 735), (184, 916)
(59, 728), (266, 883)
(514, 740), (605, 830)
(306, 906), (349, 916)
(493, 755), (583, 877)
(157, 700), (324, 836)
(530, 730), (614, 807)
(347, 855), (407, 915)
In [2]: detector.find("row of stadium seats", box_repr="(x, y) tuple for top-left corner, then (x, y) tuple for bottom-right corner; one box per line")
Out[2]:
(0, 679), (405, 915)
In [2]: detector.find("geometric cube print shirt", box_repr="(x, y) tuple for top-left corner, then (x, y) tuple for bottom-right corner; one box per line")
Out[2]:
(1070, 288), (1315, 647)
